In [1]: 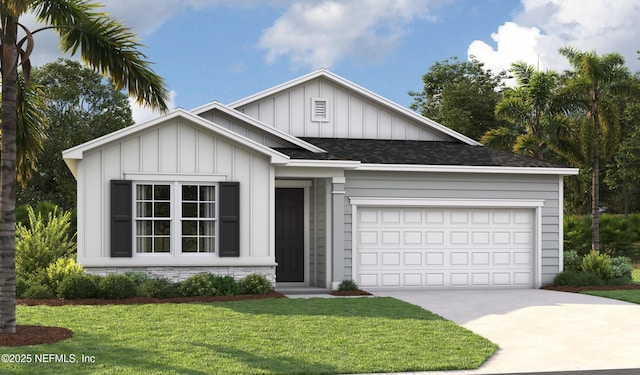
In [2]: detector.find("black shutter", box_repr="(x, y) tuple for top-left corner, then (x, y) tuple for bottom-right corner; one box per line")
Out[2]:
(219, 182), (240, 257)
(111, 180), (133, 257)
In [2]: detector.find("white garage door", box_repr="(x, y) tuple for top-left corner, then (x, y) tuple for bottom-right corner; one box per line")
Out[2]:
(355, 207), (535, 289)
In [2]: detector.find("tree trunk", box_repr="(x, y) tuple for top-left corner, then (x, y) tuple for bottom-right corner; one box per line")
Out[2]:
(0, 16), (19, 334)
(591, 146), (600, 251)
(590, 93), (600, 252)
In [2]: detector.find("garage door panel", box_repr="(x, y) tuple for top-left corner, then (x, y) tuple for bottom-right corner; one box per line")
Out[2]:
(472, 273), (490, 286)
(381, 231), (400, 244)
(381, 273), (401, 287)
(472, 252), (490, 265)
(381, 252), (401, 266)
(450, 232), (468, 244)
(450, 273), (468, 287)
(356, 207), (535, 289)
(359, 252), (378, 266)
(514, 273), (531, 285)
(404, 252), (422, 265)
(426, 231), (444, 244)
(493, 273), (511, 285)
(450, 252), (468, 265)
(426, 252), (444, 265)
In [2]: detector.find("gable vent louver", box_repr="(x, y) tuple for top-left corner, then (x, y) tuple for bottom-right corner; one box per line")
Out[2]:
(311, 97), (329, 122)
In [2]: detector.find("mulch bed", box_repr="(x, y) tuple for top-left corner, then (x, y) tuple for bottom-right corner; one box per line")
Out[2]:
(541, 283), (640, 293)
(16, 292), (287, 306)
(0, 326), (74, 347)
(330, 289), (372, 296)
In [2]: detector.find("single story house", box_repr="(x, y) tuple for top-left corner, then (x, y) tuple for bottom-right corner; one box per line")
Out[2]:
(63, 69), (578, 290)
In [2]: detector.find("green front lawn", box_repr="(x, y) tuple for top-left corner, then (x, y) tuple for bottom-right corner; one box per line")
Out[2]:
(2, 297), (496, 374)
(583, 290), (640, 304)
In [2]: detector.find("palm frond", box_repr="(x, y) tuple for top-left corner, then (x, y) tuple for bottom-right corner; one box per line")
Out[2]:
(32, 0), (169, 111)
(3, 74), (50, 186)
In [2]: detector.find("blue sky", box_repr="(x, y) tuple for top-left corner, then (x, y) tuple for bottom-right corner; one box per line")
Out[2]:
(25, 0), (640, 122)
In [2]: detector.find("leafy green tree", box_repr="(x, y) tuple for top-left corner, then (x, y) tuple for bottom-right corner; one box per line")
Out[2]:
(409, 56), (507, 140)
(17, 59), (134, 209)
(559, 47), (635, 251)
(481, 62), (576, 161)
(0, 0), (169, 333)
(604, 75), (640, 215)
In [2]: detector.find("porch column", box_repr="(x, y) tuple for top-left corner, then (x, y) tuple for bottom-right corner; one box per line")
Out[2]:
(331, 176), (345, 289)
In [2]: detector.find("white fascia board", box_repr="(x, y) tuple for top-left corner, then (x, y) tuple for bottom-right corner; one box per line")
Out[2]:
(284, 159), (361, 169)
(349, 197), (546, 208)
(355, 163), (579, 176)
(62, 108), (291, 165)
(62, 111), (178, 160)
(228, 69), (481, 146)
(190, 101), (326, 153)
(228, 70), (327, 108)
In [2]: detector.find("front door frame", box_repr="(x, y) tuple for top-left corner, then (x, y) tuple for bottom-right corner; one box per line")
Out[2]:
(275, 180), (311, 286)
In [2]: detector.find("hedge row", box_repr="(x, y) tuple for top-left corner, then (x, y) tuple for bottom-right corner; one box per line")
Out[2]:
(17, 271), (274, 300)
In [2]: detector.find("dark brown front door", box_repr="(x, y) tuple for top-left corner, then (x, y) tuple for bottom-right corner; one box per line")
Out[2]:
(275, 188), (304, 282)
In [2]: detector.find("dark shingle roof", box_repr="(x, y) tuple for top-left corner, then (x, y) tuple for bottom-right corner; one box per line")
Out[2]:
(273, 138), (568, 168)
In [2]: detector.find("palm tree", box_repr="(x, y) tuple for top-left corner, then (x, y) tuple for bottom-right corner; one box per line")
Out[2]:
(481, 61), (573, 160)
(559, 47), (632, 252)
(0, 1), (169, 333)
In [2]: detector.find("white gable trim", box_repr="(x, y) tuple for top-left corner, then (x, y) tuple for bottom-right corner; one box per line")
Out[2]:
(62, 108), (290, 178)
(227, 69), (481, 146)
(355, 163), (579, 176)
(190, 101), (326, 153)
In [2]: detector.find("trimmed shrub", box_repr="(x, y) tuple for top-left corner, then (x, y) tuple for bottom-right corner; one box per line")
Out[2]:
(610, 256), (633, 282)
(16, 205), (76, 280)
(22, 284), (55, 299)
(240, 273), (273, 295)
(179, 273), (217, 297)
(211, 275), (240, 296)
(553, 271), (604, 287)
(563, 250), (582, 272)
(138, 277), (180, 298)
(582, 251), (611, 280)
(57, 273), (101, 299)
(46, 258), (84, 292)
(124, 271), (149, 288)
(16, 275), (28, 298)
(338, 279), (359, 291)
(98, 274), (137, 299)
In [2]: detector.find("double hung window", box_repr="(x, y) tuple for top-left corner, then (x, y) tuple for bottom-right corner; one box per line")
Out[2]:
(134, 183), (217, 254)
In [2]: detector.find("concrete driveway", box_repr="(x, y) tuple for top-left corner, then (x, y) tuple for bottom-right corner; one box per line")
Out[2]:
(373, 289), (640, 374)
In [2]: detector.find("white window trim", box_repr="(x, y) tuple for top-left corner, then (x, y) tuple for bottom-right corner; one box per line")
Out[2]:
(133, 181), (220, 257)
(125, 173), (227, 182)
(176, 183), (218, 256)
(349, 197), (545, 289)
(133, 182), (174, 257)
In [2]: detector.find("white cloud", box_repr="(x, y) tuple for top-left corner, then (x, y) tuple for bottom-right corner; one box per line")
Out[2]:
(468, 0), (640, 77)
(130, 90), (177, 124)
(258, 0), (436, 69)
